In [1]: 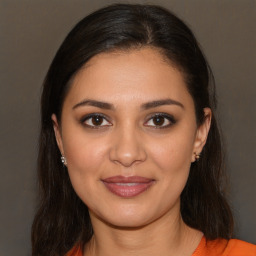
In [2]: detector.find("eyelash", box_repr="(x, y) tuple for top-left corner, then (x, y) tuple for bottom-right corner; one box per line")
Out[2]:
(144, 113), (176, 129)
(80, 113), (176, 129)
(81, 113), (112, 129)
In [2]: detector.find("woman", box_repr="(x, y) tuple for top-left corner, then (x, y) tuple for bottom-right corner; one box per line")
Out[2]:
(31, 4), (256, 256)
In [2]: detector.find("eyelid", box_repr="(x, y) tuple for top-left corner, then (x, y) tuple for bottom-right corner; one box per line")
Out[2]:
(80, 113), (112, 128)
(144, 113), (176, 128)
(80, 112), (176, 129)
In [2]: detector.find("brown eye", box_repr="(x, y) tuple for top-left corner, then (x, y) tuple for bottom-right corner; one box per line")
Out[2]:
(152, 116), (165, 126)
(83, 114), (112, 128)
(144, 113), (176, 128)
(91, 115), (104, 126)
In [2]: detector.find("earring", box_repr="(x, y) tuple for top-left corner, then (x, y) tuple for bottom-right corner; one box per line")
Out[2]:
(194, 152), (200, 162)
(61, 155), (67, 165)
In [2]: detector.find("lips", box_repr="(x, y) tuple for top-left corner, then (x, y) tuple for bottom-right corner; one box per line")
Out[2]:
(102, 176), (155, 198)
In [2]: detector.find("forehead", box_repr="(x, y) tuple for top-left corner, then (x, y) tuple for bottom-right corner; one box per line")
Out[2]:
(64, 47), (193, 108)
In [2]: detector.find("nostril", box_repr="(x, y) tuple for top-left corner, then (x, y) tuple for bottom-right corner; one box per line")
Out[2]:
(109, 142), (147, 166)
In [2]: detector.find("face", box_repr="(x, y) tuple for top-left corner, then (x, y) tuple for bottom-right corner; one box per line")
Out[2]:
(52, 47), (211, 228)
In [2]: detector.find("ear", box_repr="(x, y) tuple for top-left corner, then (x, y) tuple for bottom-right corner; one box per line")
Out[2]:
(51, 114), (64, 155)
(191, 108), (212, 162)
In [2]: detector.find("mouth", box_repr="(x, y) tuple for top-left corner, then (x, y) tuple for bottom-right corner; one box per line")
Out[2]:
(101, 176), (155, 198)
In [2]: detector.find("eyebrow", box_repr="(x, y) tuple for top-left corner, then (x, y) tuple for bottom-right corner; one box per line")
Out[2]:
(141, 99), (184, 110)
(72, 99), (114, 110)
(72, 98), (184, 110)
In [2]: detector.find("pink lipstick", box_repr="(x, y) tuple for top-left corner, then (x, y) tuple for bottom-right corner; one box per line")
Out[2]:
(102, 176), (155, 197)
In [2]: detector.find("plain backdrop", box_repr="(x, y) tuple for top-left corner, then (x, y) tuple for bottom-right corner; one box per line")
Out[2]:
(0, 0), (255, 255)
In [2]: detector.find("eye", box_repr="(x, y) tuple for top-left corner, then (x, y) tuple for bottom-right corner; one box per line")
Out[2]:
(82, 114), (112, 128)
(144, 113), (176, 128)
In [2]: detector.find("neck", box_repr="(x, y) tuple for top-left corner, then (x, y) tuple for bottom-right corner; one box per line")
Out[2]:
(84, 209), (203, 256)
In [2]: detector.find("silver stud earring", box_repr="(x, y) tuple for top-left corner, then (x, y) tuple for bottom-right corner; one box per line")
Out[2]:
(61, 155), (67, 165)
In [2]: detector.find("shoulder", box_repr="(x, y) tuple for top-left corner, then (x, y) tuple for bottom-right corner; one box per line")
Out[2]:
(65, 245), (82, 256)
(224, 239), (256, 256)
(193, 236), (256, 256)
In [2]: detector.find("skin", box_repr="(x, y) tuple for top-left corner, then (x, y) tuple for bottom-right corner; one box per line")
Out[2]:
(52, 47), (211, 256)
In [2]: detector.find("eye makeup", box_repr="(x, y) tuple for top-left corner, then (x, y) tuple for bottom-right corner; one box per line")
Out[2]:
(79, 111), (177, 130)
(80, 113), (112, 129)
(144, 113), (177, 129)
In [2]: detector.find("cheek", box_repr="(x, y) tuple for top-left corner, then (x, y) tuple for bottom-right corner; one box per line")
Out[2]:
(148, 129), (195, 174)
(62, 135), (110, 209)
(146, 133), (194, 209)
(62, 130), (109, 189)
(151, 140), (192, 195)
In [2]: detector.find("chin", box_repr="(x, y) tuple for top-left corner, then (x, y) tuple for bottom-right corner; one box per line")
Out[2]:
(91, 203), (155, 229)
(106, 215), (153, 229)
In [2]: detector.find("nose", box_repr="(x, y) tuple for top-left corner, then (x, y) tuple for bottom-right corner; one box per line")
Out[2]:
(109, 126), (147, 167)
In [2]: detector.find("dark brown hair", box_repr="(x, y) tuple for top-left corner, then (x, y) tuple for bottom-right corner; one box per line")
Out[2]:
(32, 4), (233, 256)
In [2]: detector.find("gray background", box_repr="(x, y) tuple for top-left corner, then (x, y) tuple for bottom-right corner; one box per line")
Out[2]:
(0, 0), (255, 255)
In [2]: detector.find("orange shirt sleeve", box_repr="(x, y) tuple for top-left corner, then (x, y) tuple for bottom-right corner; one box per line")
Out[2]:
(65, 245), (82, 256)
(65, 236), (256, 256)
(193, 236), (256, 256)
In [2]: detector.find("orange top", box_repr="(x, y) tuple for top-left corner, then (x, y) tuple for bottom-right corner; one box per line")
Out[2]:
(66, 236), (256, 256)
(193, 236), (256, 256)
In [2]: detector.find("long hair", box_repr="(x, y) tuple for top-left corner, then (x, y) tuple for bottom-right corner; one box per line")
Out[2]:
(32, 4), (233, 256)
